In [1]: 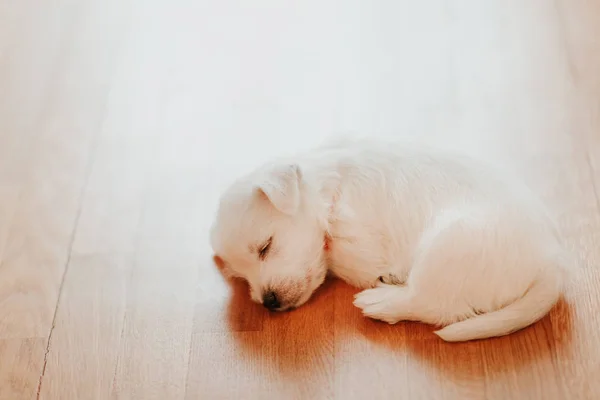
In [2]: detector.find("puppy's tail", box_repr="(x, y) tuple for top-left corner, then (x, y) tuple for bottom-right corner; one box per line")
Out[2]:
(434, 267), (567, 342)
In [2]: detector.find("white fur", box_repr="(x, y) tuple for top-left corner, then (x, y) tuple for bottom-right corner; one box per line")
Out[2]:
(210, 137), (573, 342)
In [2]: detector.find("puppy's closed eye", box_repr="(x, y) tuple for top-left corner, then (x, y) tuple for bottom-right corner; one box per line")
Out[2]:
(258, 236), (273, 260)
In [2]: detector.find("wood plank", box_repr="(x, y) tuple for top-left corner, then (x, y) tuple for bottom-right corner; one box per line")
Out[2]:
(0, 1), (116, 397)
(0, 338), (47, 400)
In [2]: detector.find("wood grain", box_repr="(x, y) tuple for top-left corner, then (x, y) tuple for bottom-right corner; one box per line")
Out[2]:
(1, 0), (599, 399)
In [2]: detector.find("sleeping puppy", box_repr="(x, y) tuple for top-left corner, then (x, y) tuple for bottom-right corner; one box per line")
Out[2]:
(210, 137), (573, 342)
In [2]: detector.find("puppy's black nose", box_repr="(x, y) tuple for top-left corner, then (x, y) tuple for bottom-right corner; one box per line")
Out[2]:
(262, 291), (280, 311)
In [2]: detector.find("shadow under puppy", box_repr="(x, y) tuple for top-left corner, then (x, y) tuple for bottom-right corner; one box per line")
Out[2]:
(210, 137), (574, 342)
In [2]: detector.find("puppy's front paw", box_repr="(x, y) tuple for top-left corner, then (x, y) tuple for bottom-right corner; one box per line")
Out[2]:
(378, 273), (403, 285)
(353, 284), (408, 324)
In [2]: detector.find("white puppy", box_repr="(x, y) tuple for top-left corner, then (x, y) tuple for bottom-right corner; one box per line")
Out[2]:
(210, 137), (573, 342)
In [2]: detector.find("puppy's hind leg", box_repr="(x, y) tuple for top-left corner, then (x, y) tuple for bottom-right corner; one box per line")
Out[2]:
(354, 207), (499, 327)
(353, 283), (418, 324)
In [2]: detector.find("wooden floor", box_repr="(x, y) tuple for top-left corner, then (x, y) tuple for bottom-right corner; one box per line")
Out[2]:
(1, 1), (600, 399)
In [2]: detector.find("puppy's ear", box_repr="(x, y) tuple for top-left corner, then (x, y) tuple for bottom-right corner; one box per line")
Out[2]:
(257, 164), (302, 215)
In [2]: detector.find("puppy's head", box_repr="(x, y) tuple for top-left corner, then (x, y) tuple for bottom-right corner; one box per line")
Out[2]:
(210, 163), (328, 311)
